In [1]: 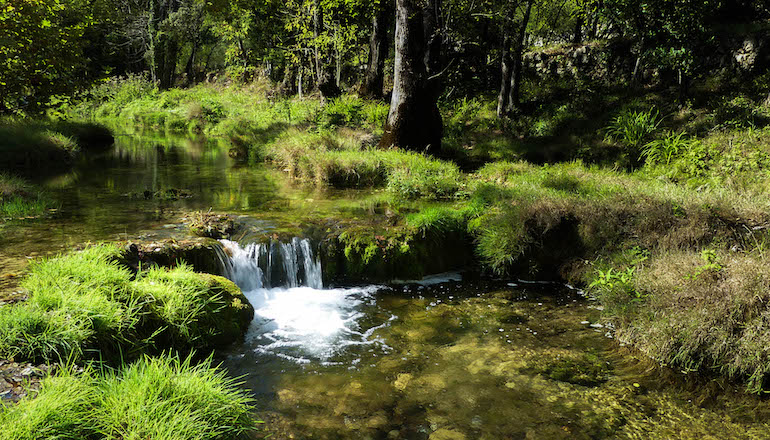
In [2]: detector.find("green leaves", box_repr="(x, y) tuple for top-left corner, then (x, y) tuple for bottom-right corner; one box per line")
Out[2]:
(0, 0), (93, 112)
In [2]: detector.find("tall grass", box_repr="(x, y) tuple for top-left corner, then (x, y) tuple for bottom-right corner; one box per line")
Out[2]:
(0, 355), (256, 440)
(0, 173), (56, 219)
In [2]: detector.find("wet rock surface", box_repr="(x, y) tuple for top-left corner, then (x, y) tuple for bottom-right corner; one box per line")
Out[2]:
(0, 360), (51, 404)
(118, 237), (230, 276)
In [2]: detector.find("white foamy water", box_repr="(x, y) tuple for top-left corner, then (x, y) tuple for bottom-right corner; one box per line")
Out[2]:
(221, 239), (391, 363)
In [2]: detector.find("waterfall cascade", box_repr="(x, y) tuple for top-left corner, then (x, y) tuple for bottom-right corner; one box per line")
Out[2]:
(219, 237), (390, 363)
(220, 238), (323, 290)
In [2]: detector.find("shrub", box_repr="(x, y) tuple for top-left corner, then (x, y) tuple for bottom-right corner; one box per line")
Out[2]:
(713, 95), (770, 129)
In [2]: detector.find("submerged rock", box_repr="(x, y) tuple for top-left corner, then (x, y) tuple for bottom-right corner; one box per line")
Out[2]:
(184, 212), (237, 240)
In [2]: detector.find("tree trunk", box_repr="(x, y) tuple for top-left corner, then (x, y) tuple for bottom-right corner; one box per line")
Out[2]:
(279, 63), (297, 96)
(573, 15), (583, 44)
(157, 36), (178, 89)
(379, 0), (443, 153)
(678, 70), (689, 106)
(505, 0), (533, 114)
(361, 0), (393, 99)
(313, 0), (340, 101)
(497, 28), (513, 117)
(184, 40), (198, 83)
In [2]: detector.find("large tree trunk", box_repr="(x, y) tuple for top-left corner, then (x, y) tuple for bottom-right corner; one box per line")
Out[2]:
(379, 0), (443, 153)
(157, 36), (178, 89)
(361, 0), (393, 99)
(313, 0), (341, 101)
(505, 0), (533, 114)
(573, 15), (583, 44)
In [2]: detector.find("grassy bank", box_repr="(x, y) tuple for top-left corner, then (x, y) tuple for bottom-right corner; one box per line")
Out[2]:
(0, 174), (56, 220)
(0, 119), (114, 177)
(0, 354), (255, 440)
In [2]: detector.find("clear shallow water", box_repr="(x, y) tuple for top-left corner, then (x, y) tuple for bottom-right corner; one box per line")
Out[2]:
(222, 281), (770, 440)
(0, 130), (366, 297)
(218, 240), (770, 440)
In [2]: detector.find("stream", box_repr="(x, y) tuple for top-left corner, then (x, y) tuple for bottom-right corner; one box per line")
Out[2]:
(2, 131), (770, 439)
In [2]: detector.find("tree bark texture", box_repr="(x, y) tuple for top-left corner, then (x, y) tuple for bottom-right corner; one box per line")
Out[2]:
(504, 0), (532, 115)
(361, 0), (393, 99)
(380, 0), (443, 153)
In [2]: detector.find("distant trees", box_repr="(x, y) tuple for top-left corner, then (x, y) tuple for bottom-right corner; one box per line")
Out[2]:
(497, 0), (534, 118)
(360, 0), (393, 99)
(2, 0), (769, 125)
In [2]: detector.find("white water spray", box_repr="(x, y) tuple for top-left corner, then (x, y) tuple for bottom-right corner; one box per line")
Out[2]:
(220, 238), (390, 363)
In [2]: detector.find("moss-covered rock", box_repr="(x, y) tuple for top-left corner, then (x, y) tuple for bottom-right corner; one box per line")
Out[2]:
(197, 273), (254, 345)
(117, 238), (230, 276)
(320, 226), (475, 284)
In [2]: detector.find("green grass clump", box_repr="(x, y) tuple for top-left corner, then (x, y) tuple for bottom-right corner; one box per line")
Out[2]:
(265, 129), (464, 199)
(0, 173), (56, 219)
(134, 265), (252, 347)
(0, 245), (252, 364)
(605, 107), (662, 150)
(0, 304), (93, 363)
(0, 355), (256, 440)
(0, 373), (96, 440)
(94, 355), (254, 440)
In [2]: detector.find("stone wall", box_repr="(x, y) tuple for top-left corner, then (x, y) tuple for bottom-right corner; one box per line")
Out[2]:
(525, 30), (770, 83)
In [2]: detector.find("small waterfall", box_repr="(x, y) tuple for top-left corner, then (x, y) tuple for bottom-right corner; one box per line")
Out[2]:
(220, 237), (390, 364)
(220, 238), (323, 289)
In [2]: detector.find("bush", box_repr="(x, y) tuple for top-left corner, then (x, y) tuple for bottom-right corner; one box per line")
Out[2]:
(318, 95), (364, 129)
(713, 95), (770, 129)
